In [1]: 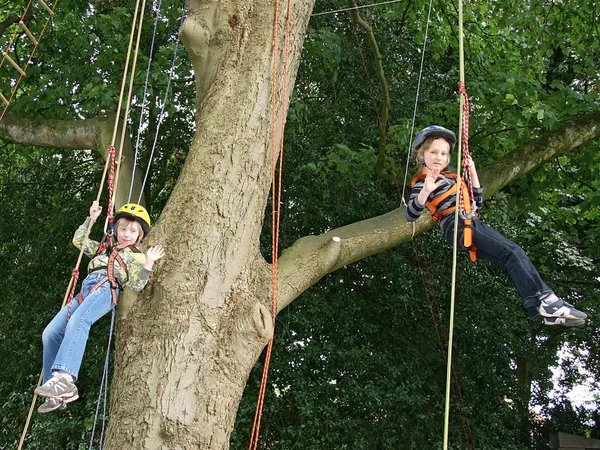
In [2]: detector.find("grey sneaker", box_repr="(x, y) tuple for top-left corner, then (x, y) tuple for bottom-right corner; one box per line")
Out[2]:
(34, 373), (78, 399)
(544, 316), (586, 327)
(38, 397), (69, 414)
(539, 299), (587, 320)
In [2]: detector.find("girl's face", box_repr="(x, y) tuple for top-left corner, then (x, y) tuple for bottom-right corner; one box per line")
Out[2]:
(115, 219), (142, 246)
(421, 138), (450, 172)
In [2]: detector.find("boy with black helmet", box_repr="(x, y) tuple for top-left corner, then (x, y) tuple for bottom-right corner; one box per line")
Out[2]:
(406, 125), (587, 327)
(35, 201), (165, 413)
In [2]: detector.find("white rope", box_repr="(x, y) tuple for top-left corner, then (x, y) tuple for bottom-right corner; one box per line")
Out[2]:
(312, 0), (406, 17)
(137, 8), (187, 204)
(400, 0), (434, 205)
(128, 0), (164, 203)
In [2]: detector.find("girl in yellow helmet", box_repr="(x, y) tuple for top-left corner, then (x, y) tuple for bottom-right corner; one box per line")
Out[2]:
(35, 201), (165, 413)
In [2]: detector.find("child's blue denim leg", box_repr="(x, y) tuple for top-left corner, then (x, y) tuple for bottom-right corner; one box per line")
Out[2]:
(443, 218), (552, 318)
(43, 273), (115, 381)
(41, 304), (70, 383)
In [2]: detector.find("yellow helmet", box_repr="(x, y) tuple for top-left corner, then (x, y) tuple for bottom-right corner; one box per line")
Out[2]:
(114, 203), (151, 236)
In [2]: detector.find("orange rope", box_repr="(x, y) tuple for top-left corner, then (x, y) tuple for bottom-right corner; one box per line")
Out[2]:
(248, 0), (292, 447)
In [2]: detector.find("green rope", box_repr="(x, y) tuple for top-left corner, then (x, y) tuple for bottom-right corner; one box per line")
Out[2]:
(443, 0), (467, 448)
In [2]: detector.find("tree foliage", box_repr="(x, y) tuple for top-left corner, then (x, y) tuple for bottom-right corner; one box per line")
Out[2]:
(0, 0), (599, 448)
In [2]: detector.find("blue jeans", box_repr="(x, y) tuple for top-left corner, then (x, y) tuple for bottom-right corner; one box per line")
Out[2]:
(42, 272), (118, 383)
(442, 217), (551, 318)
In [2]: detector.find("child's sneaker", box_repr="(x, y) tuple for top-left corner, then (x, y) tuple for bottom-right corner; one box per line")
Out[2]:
(35, 372), (78, 399)
(543, 316), (586, 327)
(539, 298), (587, 320)
(38, 397), (69, 414)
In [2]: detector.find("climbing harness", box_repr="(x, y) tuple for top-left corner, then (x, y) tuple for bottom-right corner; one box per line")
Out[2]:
(81, 244), (141, 304)
(411, 171), (478, 262)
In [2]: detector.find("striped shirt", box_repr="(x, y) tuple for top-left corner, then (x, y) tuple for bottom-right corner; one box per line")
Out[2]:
(405, 171), (484, 226)
(73, 218), (150, 292)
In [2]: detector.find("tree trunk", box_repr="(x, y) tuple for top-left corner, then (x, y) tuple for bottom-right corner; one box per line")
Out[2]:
(104, 1), (314, 448)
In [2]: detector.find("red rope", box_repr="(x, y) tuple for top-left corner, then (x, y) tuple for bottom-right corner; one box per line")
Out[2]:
(66, 269), (80, 321)
(248, 0), (292, 447)
(106, 145), (116, 225)
(458, 81), (475, 214)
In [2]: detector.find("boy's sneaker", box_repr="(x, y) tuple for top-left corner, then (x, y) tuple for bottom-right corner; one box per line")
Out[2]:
(543, 316), (586, 327)
(539, 298), (587, 320)
(35, 372), (78, 399)
(38, 397), (70, 414)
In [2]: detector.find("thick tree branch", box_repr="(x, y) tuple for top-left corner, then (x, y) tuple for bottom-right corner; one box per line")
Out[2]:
(277, 111), (600, 311)
(0, 115), (99, 149)
(0, 113), (146, 207)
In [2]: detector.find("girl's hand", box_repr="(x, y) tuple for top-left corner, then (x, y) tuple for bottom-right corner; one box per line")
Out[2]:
(422, 169), (442, 195)
(90, 201), (102, 221)
(465, 157), (477, 172)
(417, 169), (443, 206)
(145, 245), (166, 264)
(465, 157), (481, 188)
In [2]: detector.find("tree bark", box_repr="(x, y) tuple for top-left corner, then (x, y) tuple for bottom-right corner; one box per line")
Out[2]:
(105, 0), (315, 448)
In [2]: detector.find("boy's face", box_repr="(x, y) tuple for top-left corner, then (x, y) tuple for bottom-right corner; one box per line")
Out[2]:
(115, 219), (142, 246)
(422, 138), (450, 171)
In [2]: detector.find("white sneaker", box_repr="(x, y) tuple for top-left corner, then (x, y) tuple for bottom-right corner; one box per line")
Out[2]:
(539, 298), (587, 320)
(34, 372), (78, 399)
(38, 397), (69, 414)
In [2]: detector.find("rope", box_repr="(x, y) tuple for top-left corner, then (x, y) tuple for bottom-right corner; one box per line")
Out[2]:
(0, 0), (59, 121)
(135, 9), (186, 204)
(400, 0), (434, 204)
(18, 0), (146, 445)
(129, 0), (163, 203)
(88, 308), (116, 450)
(443, 0), (468, 448)
(312, 0), (406, 17)
(412, 238), (476, 449)
(110, 0), (149, 211)
(248, 0), (292, 447)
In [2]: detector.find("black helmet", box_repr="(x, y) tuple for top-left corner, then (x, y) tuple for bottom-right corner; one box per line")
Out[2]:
(411, 125), (457, 160)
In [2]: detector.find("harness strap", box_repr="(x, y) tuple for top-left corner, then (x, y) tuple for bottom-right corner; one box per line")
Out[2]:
(411, 172), (478, 261)
(78, 244), (140, 306)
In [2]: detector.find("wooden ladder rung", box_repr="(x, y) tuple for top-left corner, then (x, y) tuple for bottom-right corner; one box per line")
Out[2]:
(38, 0), (54, 16)
(19, 21), (38, 46)
(2, 52), (26, 77)
(0, 91), (9, 106)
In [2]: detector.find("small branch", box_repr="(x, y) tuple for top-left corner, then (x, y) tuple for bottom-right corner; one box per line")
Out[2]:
(348, 0), (391, 177)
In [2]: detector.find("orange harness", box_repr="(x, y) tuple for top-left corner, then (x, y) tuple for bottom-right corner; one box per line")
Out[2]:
(412, 172), (478, 262)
